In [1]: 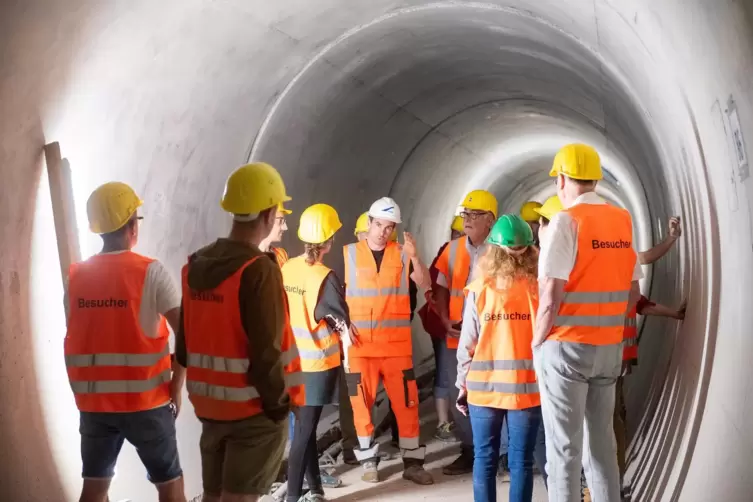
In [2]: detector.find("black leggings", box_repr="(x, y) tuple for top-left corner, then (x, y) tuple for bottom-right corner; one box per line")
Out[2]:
(287, 406), (324, 502)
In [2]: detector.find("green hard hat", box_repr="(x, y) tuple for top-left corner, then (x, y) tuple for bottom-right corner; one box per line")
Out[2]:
(487, 214), (535, 248)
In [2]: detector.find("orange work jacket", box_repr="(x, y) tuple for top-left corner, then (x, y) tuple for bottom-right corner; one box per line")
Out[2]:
(65, 252), (172, 413)
(435, 236), (472, 349)
(623, 306), (638, 363)
(282, 256), (341, 372)
(549, 204), (637, 345)
(182, 256), (303, 421)
(343, 241), (412, 358)
(464, 277), (540, 410)
(272, 247), (289, 268)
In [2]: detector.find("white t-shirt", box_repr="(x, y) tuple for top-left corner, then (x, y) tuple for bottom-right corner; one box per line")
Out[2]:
(538, 192), (643, 282)
(64, 251), (181, 339)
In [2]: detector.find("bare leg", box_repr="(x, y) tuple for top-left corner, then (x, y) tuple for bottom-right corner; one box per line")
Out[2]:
(156, 476), (187, 502)
(436, 396), (450, 424)
(79, 478), (111, 502)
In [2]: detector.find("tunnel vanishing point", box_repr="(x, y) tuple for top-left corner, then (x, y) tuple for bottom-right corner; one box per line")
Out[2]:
(1, 0), (753, 500)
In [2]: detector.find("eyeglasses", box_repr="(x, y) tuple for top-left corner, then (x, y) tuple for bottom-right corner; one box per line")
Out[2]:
(460, 211), (490, 221)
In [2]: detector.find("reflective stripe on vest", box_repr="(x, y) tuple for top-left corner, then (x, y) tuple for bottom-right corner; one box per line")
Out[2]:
(548, 204), (637, 346)
(464, 277), (540, 410)
(344, 241), (412, 357)
(183, 255), (301, 420)
(70, 369), (171, 394)
(65, 252), (172, 413)
(282, 256), (341, 373)
(443, 237), (472, 349)
(622, 306), (639, 363)
(66, 345), (169, 368)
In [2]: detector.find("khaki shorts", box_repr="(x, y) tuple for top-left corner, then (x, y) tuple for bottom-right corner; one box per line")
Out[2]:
(200, 414), (287, 496)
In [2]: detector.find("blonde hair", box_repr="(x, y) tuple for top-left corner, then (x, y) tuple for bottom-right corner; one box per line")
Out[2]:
(477, 245), (538, 287)
(304, 237), (333, 265)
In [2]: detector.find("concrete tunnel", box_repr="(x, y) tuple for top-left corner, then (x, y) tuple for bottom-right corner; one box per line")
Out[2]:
(1, 0), (752, 500)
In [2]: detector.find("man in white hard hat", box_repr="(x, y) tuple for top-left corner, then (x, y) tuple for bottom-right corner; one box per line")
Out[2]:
(342, 197), (433, 485)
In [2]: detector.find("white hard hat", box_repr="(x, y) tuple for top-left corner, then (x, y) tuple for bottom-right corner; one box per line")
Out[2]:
(368, 197), (402, 224)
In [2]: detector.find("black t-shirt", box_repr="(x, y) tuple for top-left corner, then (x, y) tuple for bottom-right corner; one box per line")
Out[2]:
(370, 249), (418, 319)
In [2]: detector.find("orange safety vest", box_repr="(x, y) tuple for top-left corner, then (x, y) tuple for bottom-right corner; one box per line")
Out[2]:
(436, 236), (472, 349)
(549, 204), (637, 345)
(272, 247), (289, 268)
(182, 256), (303, 421)
(343, 240), (412, 358)
(464, 277), (540, 410)
(623, 306), (638, 363)
(281, 256), (341, 372)
(65, 252), (172, 413)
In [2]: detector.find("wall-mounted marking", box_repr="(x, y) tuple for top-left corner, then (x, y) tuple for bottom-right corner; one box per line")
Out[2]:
(726, 96), (749, 182)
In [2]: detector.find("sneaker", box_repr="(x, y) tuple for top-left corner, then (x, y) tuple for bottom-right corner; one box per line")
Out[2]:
(434, 422), (458, 443)
(361, 460), (379, 483)
(403, 464), (434, 485)
(497, 453), (510, 481)
(299, 493), (326, 502)
(442, 450), (474, 475)
(341, 448), (359, 466)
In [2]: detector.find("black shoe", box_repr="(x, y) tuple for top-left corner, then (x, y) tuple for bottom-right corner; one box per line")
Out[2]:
(442, 450), (474, 475)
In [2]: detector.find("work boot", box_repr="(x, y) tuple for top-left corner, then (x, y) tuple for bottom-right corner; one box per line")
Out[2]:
(403, 459), (434, 485)
(341, 448), (359, 466)
(361, 460), (379, 483)
(299, 493), (326, 502)
(442, 449), (474, 475)
(434, 422), (458, 443)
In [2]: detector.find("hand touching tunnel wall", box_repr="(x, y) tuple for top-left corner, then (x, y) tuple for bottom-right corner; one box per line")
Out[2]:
(1, 0), (753, 501)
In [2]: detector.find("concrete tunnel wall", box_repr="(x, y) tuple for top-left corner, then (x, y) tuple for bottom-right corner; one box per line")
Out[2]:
(1, 0), (752, 500)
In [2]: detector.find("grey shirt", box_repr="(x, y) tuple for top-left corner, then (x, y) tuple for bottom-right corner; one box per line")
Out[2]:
(456, 290), (481, 391)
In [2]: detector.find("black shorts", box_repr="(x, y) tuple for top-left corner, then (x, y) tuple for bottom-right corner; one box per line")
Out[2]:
(79, 405), (182, 484)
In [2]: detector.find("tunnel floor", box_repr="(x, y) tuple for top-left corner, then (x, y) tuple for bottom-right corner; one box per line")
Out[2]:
(273, 400), (548, 502)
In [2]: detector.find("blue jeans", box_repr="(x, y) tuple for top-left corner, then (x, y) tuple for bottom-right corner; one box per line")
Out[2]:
(500, 419), (548, 489)
(80, 405), (182, 483)
(470, 404), (542, 502)
(432, 337), (451, 399)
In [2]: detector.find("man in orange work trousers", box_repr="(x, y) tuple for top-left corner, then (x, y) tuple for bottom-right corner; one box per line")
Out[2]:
(534, 144), (642, 502)
(343, 196), (434, 485)
(177, 162), (304, 502)
(64, 182), (187, 502)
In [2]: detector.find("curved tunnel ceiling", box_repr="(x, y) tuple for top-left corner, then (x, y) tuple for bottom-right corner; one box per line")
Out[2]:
(1, 0), (753, 500)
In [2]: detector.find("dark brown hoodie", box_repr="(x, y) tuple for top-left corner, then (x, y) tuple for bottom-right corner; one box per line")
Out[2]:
(176, 238), (290, 422)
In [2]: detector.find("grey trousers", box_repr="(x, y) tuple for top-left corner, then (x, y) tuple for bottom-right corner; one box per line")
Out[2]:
(533, 340), (622, 502)
(447, 347), (474, 450)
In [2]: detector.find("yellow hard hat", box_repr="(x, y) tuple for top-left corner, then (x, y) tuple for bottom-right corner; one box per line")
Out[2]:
(298, 204), (342, 244)
(354, 212), (369, 236)
(278, 203), (292, 215)
(550, 144), (603, 181)
(451, 215), (464, 232)
(520, 201), (543, 222)
(221, 162), (291, 216)
(86, 182), (143, 234)
(460, 190), (498, 218)
(535, 195), (564, 221)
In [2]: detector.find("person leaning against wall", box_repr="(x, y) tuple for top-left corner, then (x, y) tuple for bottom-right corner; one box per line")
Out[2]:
(533, 144), (642, 502)
(176, 162), (304, 502)
(64, 182), (187, 502)
(454, 214), (543, 502)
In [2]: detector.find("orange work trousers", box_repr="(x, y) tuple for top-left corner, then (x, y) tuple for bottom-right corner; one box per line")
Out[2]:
(345, 355), (424, 462)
